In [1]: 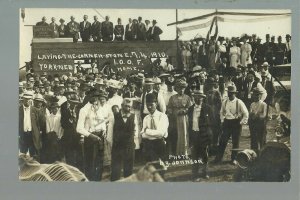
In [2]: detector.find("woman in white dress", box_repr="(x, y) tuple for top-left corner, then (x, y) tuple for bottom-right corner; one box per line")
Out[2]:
(229, 39), (241, 68)
(240, 36), (252, 67)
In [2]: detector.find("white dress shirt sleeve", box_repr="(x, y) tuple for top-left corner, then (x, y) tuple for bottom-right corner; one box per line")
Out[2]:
(257, 82), (267, 102)
(76, 108), (91, 137)
(143, 112), (169, 139)
(238, 99), (249, 124)
(157, 93), (166, 113)
(106, 115), (115, 145)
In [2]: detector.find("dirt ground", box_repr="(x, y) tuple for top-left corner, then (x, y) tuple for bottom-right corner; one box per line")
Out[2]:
(101, 117), (279, 182)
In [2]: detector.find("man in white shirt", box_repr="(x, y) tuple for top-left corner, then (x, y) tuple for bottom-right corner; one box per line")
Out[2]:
(76, 91), (107, 181)
(141, 93), (169, 162)
(19, 92), (42, 160)
(45, 102), (64, 163)
(214, 85), (249, 164)
(107, 98), (138, 181)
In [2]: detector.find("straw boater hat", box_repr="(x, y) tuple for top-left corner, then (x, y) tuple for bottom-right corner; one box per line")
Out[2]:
(69, 96), (80, 104)
(261, 62), (270, 67)
(34, 94), (46, 102)
(158, 72), (170, 78)
(252, 87), (264, 96)
(108, 80), (121, 89)
(94, 78), (105, 85)
(144, 78), (155, 85)
(23, 92), (33, 99)
(192, 90), (206, 98)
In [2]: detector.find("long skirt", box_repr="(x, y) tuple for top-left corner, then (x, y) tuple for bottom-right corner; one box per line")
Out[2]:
(176, 115), (189, 156)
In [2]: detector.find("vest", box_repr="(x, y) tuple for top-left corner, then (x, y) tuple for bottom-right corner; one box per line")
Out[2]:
(112, 112), (135, 149)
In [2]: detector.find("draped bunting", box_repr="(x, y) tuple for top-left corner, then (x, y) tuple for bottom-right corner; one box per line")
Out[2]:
(177, 14), (290, 32)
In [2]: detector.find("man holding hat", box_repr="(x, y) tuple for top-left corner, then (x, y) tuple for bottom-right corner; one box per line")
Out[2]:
(214, 85), (249, 164)
(141, 93), (169, 162)
(107, 98), (138, 181)
(76, 91), (107, 181)
(19, 92), (43, 160)
(248, 87), (268, 152)
(187, 90), (214, 180)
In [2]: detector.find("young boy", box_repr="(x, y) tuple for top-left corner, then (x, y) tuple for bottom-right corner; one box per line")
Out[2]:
(45, 102), (64, 163)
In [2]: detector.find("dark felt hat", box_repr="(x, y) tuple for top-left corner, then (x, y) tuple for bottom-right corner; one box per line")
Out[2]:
(146, 93), (158, 103)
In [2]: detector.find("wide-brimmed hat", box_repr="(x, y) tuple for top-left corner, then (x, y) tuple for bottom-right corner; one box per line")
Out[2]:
(23, 92), (33, 99)
(69, 96), (80, 104)
(261, 62), (270, 67)
(153, 77), (161, 84)
(59, 18), (65, 23)
(94, 78), (105, 85)
(33, 94), (46, 102)
(144, 78), (155, 85)
(64, 89), (76, 95)
(158, 72), (170, 78)
(252, 87), (264, 96)
(192, 90), (206, 98)
(108, 80), (121, 89)
(227, 85), (237, 93)
(136, 73), (145, 80)
(175, 79), (188, 88)
(79, 83), (90, 91)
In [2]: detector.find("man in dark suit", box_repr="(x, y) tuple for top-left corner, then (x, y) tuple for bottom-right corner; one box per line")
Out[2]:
(125, 18), (137, 41)
(123, 82), (141, 98)
(19, 92), (43, 161)
(67, 16), (80, 43)
(108, 98), (138, 181)
(147, 20), (163, 41)
(49, 17), (59, 37)
(60, 96), (83, 170)
(274, 36), (286, 65)
(114, 18), (124, 41)
(137, 16), (146, 41)
(101, 16), (113, 41)
(80, 15), (91, 42)
(234, 68), (248, 101)
(91, 16), (102, 42)
(36, 16), (49, 26)
(187, 90), (214, 180)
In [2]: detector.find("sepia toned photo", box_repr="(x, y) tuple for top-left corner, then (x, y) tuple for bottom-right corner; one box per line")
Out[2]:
(19, 8), (291, 182)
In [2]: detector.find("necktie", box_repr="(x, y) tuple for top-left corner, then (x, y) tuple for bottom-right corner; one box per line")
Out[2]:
(150, 116), (156, 130)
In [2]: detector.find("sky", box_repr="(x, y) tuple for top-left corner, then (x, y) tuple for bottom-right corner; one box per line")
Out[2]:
(19, 8), (291, 68)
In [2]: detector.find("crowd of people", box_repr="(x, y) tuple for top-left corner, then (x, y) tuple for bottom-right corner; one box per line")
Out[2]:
(19, 31), (291, 182)
(35, 15), (163, 42)
(180, 33), (291, 71)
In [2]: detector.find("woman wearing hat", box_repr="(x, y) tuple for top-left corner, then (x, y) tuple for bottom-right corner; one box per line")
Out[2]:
(248, 87), (267, 153)
(229, 38), (241, 69)
(167, 79), (193, 155)
(240, 35), (252, 67)
(58, 18), (67, 38)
